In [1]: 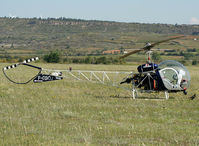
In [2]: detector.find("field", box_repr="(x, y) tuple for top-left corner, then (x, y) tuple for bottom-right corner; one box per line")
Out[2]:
(0, 63), (199, 145)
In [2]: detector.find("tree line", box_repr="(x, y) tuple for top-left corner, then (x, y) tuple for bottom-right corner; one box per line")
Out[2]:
(43, 51), (125, 64)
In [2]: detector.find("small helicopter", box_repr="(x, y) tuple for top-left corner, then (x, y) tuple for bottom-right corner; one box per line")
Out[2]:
(2, 36), (191, 100)
(119, 35), (191, 99)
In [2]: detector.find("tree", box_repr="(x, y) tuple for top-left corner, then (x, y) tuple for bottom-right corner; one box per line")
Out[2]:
(43, 51), (60, 63)
(96, 56), (107, 64)
(152, 52), (161, 62)
(119, 46), (124, 54)
(192, 60), (198, 65)
(84, 56), (91, 64)
(184, 52), (193, 60)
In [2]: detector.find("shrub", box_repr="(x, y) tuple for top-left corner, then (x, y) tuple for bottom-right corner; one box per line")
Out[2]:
(84, 57), (92, 64)
(152, 52), (161, 62)
(192, 60), (198, 65)
(43, 51), (60, 63)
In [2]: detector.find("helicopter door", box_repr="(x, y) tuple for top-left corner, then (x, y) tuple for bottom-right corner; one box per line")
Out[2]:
(159, 68), (182, 90)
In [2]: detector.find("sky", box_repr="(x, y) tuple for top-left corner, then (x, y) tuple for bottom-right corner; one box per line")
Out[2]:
(1, 0), (199, 24)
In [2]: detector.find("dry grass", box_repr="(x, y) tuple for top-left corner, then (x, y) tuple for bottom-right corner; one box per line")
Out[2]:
(0, 63), (199, 145)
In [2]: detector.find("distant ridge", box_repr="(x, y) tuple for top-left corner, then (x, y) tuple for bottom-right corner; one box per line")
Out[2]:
(1, 17), (199, 35)
(0, 17), (198, 58)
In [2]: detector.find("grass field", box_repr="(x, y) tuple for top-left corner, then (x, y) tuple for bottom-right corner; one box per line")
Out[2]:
(0, 63), (199, 145)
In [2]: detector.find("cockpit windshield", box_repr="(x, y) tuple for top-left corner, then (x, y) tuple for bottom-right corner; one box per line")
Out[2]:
(158, 60), (190, 90)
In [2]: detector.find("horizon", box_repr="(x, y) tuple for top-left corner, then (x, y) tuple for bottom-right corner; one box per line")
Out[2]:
(2, 0), (199, 25)
(1, 16), (199, 26)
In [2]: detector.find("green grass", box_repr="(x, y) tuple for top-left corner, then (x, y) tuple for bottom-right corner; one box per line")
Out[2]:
(0, 63), (199, 145)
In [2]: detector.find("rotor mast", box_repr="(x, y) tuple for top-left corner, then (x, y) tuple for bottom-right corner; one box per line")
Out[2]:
(146, 51), (152, 63)
(144, 43), (152, 63)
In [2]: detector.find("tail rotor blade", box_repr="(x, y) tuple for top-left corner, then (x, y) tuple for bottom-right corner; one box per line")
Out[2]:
(3, 57), (39, 71)
(3, 63), (20, 71)
(23, 57), (39, 63)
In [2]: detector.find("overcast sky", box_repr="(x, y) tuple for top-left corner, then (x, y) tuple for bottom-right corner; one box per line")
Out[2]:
(1, 0), (199, 24)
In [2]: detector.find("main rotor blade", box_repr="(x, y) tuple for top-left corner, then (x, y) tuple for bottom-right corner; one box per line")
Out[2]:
(120, 35), (185, 59)
(120, 49), (143, 59)
(148, 35), (185, 49)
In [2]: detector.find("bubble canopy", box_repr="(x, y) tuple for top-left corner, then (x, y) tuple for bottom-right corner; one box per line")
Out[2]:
(158, 60), (191, 90)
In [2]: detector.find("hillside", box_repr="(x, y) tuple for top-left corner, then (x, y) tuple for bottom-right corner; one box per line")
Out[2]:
(0, 17), (199, 61)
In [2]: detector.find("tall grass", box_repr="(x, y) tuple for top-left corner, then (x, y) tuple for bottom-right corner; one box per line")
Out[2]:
(0, 63), (198, 145)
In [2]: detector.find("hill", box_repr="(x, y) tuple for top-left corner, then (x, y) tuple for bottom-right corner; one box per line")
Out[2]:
(0, 17), (199, 62)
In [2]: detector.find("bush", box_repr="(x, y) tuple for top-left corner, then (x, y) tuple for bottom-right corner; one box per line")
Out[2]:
(192, 60), (198, 65)
(59, 56), (125, 65)
(96, 57), (107, 64)
(84, 57), (92, 64)
(184, 52), (194, 60)
(152, 52), (161, 62)
(179, 60), (188, 65)
(43, 51), (60, 63)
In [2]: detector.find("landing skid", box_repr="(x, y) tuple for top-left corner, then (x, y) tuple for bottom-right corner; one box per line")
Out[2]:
(132, 86), (138, 99)
(131, 88), (170, 100)
(164, 91), (169, 100)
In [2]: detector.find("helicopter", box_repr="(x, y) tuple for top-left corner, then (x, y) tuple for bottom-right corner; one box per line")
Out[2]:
(2, 36), (191, 100)
(119, 35), (191, 99)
